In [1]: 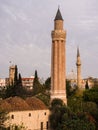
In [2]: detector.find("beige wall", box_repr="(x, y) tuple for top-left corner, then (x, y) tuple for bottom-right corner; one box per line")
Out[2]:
(6, 109), (50, 130)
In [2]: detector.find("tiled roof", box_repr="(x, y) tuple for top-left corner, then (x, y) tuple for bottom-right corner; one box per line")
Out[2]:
(0, 96), (48, 112)
(26, 97), (47, 110)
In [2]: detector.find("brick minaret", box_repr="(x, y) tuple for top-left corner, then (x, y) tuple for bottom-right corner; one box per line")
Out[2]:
(51, 8), (67, 105)
(76, 47), (81, 89)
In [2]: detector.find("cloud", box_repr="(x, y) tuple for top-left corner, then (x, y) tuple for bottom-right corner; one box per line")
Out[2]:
(0, 0), (98, 79)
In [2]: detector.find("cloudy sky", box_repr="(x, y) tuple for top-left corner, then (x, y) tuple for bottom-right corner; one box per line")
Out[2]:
(0, 0), (98, 79)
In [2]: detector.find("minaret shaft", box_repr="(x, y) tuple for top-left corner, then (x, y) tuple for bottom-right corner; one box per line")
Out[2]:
(51, 9), (67, 105)
(51, 41), (65, 92)
(77, 65), (81, 88)
(76, 48), (81, 89)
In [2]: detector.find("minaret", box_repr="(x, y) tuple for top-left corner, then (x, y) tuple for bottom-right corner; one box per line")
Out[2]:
(76, 47), (81, 89)
(51, 8), (67, 105)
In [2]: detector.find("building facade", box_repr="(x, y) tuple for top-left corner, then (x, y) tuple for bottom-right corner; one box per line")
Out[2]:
(22, 76), (34, 90)
(0, 97), (49, 130)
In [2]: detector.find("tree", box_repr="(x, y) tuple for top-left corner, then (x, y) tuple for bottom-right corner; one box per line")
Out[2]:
(4, 72), (26, 98)
(13, 65), (18, 86)
(18, 73), (22, 86)
(85, 80), (89, 89)
(50, 99), (96, 130)
(0, 109), (8, 129)
(61, 112), (95, 130)
(83, 87), (98, 105)
(44, 77), (51, 90)
(33, 70), (43, 95)
(49, 99), (66, 130)
(66, 80), (77, 97)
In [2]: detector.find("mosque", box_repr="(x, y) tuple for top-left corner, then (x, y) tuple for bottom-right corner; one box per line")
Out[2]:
(0, 8), (94, 130)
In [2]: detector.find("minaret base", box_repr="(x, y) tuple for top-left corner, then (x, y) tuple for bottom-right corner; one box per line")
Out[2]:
(51, 91), (67, 105)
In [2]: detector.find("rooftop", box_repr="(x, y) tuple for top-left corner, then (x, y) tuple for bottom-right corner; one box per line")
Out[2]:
(0, 96), (48, 112)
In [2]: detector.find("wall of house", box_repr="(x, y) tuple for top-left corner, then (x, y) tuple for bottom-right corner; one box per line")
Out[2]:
(6, 109), (50, 130)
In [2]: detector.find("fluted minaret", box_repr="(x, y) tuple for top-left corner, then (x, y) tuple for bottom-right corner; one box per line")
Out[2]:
(51, 8), (67, 105)
(76, 47), (81, 89)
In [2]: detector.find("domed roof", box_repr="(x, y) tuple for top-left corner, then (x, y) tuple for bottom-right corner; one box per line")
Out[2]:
(0, 100), (12, 111)
(0, 96), (48, 112)
(25, 97), (47, 110)
(5, 97), (30, 111)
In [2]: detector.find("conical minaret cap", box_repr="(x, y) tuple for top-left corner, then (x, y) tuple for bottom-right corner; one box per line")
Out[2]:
(54, 8), (63, 21)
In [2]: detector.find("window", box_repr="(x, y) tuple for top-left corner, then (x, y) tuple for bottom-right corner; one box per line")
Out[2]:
(46, 121), (48, 130)
(11, 115), (14, 119)
(44, 112), (46, 115)
(41, 122), (43, 130)
(29, 113), (31, 117)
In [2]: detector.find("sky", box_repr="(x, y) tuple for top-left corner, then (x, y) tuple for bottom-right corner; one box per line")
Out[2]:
(0, 0), (98, 80)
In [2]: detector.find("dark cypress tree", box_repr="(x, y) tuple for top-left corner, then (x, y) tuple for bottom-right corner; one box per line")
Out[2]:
(13, 65), (18, 86)
(5, 66), (24, 98)
(33, 70), (43, 95)
(18, 73), (22, 86)
(35, 70), (38, 79)
(85, 80), (89, 89)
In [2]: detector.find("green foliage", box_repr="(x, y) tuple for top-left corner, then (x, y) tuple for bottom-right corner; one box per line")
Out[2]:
(50, 98), (96, 130)
(35, 70), (38, 79)
(14, 65), (18, 86)
(18, 73), (22, 86)
(33, 70), (43, 95)
(51, 98), (64, 109)
(66, 80), (76, 97)
(68, 96), (83, 113)
(44, 77), (51, 90)
(83, 87), (98, 105)
(61, 112), (95, 130)
(4, 123), (27, 130)
(50, 99), (67, 130)
(0, 88), (6, 99)
(5, 85), (16, 98)
(85, 81), (89, 89)
(36, 93), (50, 106)
(0, 109), (8, 129)
(4, 76), (26, 99)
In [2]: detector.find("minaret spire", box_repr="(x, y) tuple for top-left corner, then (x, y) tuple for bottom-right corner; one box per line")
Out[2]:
(77, 46), (80, 57)
(51, 8), (67, 105)
(54, 8), (63, 21)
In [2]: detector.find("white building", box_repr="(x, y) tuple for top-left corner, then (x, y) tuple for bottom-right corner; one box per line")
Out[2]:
(0, 78), (7, 89)
(22, 77), (34, 90)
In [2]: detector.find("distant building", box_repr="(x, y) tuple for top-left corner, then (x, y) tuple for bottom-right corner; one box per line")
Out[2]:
(9, 65), (18, 86)
(0, 96), (49, 130)
(22, 76), (34, 90)
(67, 70), (96, 89)
(0, 78), (6, 89)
